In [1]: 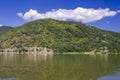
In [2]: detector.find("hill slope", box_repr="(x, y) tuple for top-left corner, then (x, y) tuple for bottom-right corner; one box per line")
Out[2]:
(0, 19), (120, 53)
(0, 26), (12, 35)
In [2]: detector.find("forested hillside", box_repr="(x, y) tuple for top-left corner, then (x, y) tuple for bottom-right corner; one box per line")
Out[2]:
(0, 19), (120, 53)
(0, 26), (12, 35)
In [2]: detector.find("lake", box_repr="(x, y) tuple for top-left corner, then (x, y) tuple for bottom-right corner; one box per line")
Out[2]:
(0, 54), (120, 80)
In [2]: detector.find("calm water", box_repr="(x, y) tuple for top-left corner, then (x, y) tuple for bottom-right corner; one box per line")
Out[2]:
(0, 54), (120, 80)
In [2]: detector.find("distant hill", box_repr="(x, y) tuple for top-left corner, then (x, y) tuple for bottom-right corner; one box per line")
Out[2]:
(0, 19), (120, 53)
(0, 26), (12, 35)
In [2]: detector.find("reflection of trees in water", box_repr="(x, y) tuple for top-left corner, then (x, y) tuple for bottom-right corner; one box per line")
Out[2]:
(0, 53), (53, 65)
(0, 54), (120, 80)
(81, 54), (109, 62)
(0, 78), (19, 80)
(27, 53), (53, 65)
(52, 54), (120, 80)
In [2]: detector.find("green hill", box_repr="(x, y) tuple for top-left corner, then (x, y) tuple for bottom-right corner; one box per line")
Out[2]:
(0, 19), (120, 53)
(0, 26), (12, 35)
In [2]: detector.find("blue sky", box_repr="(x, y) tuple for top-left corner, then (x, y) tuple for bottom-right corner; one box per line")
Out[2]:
(0, 0), (120, 32)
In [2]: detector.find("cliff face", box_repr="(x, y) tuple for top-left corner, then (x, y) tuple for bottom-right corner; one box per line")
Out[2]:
(0, 19), (120, 53)
(0, 47), (53, 55)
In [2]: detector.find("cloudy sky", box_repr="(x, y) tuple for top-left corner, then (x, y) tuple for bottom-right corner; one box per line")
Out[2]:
(0, 0), (120, 32)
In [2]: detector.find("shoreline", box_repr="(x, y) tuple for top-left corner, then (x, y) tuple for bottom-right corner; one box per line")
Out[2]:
(56, 52), (120, 55)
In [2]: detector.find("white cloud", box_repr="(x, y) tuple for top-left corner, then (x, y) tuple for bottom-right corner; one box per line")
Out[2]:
(17, 7), (117, 23)
(117, 10), (120, 13)
(17, 13), (23, 17)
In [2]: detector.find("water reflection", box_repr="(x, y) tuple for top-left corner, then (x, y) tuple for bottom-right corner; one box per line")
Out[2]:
(0, 54), (120, 80)
(2, 78), (19, 80)
(97, 72), (120, 80)
(89, 54), (108, 61)
(0, 53), (53, 65)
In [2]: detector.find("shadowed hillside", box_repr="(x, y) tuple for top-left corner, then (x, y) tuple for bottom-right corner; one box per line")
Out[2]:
(0, 26), (12, 35)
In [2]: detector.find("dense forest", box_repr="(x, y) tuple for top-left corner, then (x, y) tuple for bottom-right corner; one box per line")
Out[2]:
(0, 19), (120, 53)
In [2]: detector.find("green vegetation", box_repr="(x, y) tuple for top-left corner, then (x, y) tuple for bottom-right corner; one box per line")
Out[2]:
(0, 19), (120, 53)
(0, 26), (12, 35)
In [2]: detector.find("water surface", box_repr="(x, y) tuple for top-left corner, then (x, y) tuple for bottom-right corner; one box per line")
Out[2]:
(0, 54), (120, 80)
